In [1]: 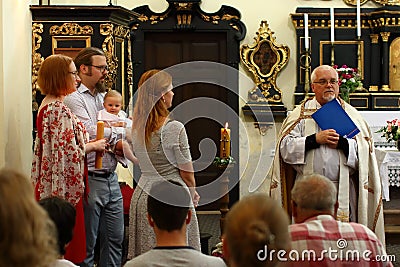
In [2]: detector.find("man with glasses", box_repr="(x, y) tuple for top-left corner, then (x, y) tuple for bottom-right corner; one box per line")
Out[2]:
(64, 47), (124, 267)
(268, 65), (385, 244)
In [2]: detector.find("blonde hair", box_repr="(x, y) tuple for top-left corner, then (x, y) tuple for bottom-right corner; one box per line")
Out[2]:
(224, 193), (290, 267)
(0, 168), (58, 267)
(104, 90), (122, 102)
(132, 69), (172, 145)
(37, 54), (76, 96)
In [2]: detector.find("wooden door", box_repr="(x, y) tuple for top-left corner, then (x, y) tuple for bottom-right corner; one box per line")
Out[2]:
(143, 32), (237, 210)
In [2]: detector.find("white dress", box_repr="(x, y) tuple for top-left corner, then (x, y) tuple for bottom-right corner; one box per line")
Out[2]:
(127, 120), (201, 259)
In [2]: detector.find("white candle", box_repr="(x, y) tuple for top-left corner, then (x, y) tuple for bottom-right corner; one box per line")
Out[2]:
(330, 8), (335, 43)
(357, 0), (361, 37)
(304, 13), (309, 49)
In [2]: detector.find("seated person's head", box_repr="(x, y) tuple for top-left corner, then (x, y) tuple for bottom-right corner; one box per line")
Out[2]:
(291, 174), (338, 223)
(0, 168), (58, 267)
(223, 193), (290, 267)
(147, 180), (191, 231)
(103, 90), (123, 115)
(39, 196), (76, 256)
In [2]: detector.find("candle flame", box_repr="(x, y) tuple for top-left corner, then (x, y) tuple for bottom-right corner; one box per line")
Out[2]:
(225, 122), (229, 129)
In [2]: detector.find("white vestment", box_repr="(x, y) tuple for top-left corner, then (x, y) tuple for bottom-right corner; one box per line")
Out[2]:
(268, 97), (385, 244)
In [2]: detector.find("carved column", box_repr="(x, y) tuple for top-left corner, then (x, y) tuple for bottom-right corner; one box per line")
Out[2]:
(380, 32), (391, 91)
(369, 34), (380, 91)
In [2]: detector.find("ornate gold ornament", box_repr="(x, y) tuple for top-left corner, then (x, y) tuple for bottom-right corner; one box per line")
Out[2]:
(100, 23), (118, 90)
(240, 21), (290, 103)
(344, 0), (400, 5)
(174, 2), (194, 11)
(49, 23), (93, 36)
(32, 23), (44, 111)
(380, 32), (391, 42)
(370, 34), (380, 44)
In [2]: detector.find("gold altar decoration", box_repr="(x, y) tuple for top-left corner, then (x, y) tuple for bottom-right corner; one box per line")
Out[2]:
(240, 20), (289, 103)
(32, 23), (44, 112)
(344, 0), (400, 5)
(100, 23), (119, 94)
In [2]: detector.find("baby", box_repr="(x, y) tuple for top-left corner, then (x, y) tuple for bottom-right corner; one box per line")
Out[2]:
(99, 90), (132, 128)
(99, 90), (138, 165)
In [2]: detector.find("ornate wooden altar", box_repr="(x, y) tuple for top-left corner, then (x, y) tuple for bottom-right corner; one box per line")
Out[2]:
(30, 5), (138, 134)
(291, 6), (400, 110)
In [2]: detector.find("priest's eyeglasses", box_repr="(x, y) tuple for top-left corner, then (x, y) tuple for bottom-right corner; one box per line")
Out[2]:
(88, 64), (109, 73)
(313, 79), (338, 86)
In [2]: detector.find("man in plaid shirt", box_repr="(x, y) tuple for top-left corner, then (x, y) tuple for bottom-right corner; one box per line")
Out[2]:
(289, 174), (393, 266)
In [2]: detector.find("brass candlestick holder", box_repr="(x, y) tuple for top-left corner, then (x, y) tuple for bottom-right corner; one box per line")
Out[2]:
(330, 42), (335, 67)
(300, 48), (311, 100)
(357, 37), (362, 78)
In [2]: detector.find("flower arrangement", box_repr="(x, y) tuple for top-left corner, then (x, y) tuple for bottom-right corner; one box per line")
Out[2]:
(376, 119), (400, 142)
(333, 65), (363, 102)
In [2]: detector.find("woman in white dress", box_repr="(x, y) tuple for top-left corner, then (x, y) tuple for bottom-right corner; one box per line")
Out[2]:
(127, 69), (201, 259)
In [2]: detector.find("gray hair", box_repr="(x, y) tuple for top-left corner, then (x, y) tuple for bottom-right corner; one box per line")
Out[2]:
(310, 65), (338, 83)
(291, 174), (337, 213)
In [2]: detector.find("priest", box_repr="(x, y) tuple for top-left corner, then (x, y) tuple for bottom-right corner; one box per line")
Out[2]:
(268, 65), (385, 243)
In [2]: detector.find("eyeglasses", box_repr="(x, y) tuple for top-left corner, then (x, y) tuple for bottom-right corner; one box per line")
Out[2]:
(88, 64), (109, 72)
(69, 71), (79, 77)
(313, 79), (339, 86)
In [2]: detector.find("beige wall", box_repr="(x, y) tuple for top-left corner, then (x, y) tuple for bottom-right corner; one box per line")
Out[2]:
(0, 0), (379, 191)
(0, 0), (32, 175)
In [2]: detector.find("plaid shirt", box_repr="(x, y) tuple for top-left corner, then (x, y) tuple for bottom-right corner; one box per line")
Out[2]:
(64, 84), (124, 172)
(289, 215), (393, 267)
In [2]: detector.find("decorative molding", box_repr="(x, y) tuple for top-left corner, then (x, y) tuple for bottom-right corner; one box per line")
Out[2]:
(100, 23), (118, 90)
(381, 32), (391, 42)
(32, 23), (44, 112)
(114, 25), (130, 38)
(49, 23), (93, 35)
(344, 0), (400, 5)
(131, 3), (245, 37)
(370, 34), (380, 44)
(126, 31), (133, 104)
(173, 2), (195, 11)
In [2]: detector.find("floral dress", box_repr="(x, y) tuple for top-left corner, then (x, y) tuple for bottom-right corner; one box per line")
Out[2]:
(31, 100), (88, 263)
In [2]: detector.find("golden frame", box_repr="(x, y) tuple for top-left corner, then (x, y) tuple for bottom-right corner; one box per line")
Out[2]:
(319, 40), (364, 80)
(240, 20), (290, 103)
(51, 36), (91, 56)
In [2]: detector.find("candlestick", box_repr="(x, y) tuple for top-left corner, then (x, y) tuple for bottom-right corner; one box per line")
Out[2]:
(301, 49), (311, 100)
(220, 123), (231, 159)
(95, 121), (105, 169)
(330, 8), (335, 43)
(356, 0), (361, 37)
(304, 13), (309, 49)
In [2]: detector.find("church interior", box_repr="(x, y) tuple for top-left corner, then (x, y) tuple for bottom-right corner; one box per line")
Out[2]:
(1, 0), (400, 265)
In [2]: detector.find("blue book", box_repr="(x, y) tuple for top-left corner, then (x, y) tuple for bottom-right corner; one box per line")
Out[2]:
(311, 100), (360, 138)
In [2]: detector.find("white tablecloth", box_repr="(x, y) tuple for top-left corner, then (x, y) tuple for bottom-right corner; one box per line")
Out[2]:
(375, 149), (400, 201)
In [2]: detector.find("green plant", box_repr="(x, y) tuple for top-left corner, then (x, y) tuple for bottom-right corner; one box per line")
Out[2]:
(376, 119), (400, 142)
(334, 65), (363, 102)
(213, 156), (235, 167)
